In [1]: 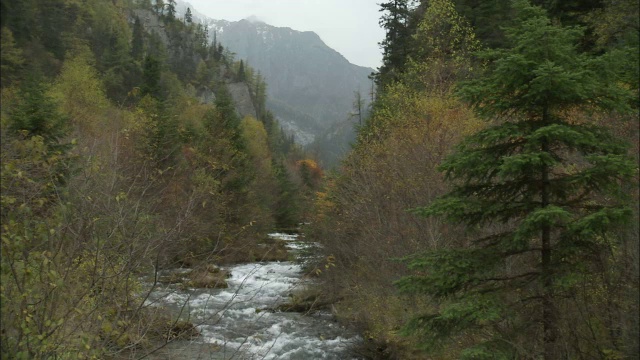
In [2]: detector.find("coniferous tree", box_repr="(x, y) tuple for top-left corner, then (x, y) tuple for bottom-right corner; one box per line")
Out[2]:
(193, 60), (210, 88)
(0, 27), (25, 87)
(0, 0), (8, 28)
(253, 71), (267, 119)
(185, 7), (192, 24)
(273, 160), (301, 228)
(131, 16), (144, 61)
(2, 0), (37, 44)
(166, 0), (176, 21)
(213, 85), (242, 147)
(141, 55), (161, 99)
(397, 1), (635, 358)
(0, 0), (313, 356)
(155, 0), (164, 16)
(237, 59), (246, 82)
(139, 0), (152, 10)
(38, 0), (72, 60)
(9, 74), (68, 144)
(376, 0), (419, 87)
(216, 43), (224, 62)
(151, 101), (179, 167)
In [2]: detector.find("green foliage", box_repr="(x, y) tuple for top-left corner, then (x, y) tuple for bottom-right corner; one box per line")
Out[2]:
(155, 0), (164, 15)
(400, 1), (635, 356)
(376, 0), (420, 86)
(242, 116), (272, 176)
(412, 0), (480, 68)
(398, 248), (500, 297)
(237, 59), (246, 82)
(49, 49), (109, 133)
(2, 0), (38, 43)
(309, 5), (485, 359)
(453, 0), (606, 50)
(586, 0), (639, 99)
(1, 134), (68, 220)
(185, 7), (193, 24)
(1, 127), (100, 358)
(0, 27), (25, 86)
(452, 0), (513, 49)
(8, 75), (68, 145)
(37, 0), (79, 60)
(131, 16), (144, 61)
(165, 0), (176, 21)
(86, 0), (137, 103)
(136, 95), (181, 167)
(1, 0), (312, 358)
(272, 160), (301, 228)
(141, 55), (162, 99)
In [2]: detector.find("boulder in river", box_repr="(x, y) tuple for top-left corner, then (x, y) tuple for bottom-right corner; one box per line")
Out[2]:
(185, 264), (230, 289)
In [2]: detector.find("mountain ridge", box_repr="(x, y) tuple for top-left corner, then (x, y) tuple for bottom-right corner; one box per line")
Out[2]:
(176, 0), (373, 146)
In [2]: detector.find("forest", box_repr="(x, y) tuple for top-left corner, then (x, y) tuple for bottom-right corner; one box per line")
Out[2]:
(0, 0), (323, 357)
(310, 0), (639, 359)
(0, 0), (638, 359)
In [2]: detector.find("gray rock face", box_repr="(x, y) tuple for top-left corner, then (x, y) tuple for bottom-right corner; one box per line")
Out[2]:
(132, 9), (170, 47)
(227, 82), (257, 119)
(197, 87), (216, 105)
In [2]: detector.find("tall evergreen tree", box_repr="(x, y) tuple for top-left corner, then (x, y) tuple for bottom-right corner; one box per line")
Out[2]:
(0, 27), (25, 86)
(166, 0), (176, 21)
(272, 160), (301, 228)
(203, 26), (209, 48)
(155, 0), (164, 16)
(215, 43), (224, 62)
(37, 0), (73, 60)
(131, 16), (144, 61)
(376, 0), (421, 87)
(9, 74), (68, 144)
(185, 7), (192, 24)
(397, 1), (635, 358)
(253, 71), (267, 119)
(139, 0), (152, 10)
(141, 55), (162, 99)
(213, 85), (242, 146)
(237, 59), (246, 82)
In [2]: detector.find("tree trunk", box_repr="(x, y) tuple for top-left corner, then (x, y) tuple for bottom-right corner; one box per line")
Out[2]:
(541, 111), (558, 359)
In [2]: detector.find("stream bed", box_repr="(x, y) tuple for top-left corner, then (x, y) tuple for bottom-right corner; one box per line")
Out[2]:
(141, 233), (362, 359)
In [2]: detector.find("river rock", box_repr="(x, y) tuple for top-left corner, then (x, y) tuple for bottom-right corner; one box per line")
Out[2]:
(184, 265), (230, 289)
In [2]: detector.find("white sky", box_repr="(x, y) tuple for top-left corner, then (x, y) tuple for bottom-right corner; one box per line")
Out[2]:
(182, 0), (385, 69)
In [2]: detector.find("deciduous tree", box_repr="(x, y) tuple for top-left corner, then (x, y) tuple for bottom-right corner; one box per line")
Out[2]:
(398, 1), (635, 358)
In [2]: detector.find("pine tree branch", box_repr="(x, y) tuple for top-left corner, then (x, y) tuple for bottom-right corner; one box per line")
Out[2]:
(482, 271), (540, 283)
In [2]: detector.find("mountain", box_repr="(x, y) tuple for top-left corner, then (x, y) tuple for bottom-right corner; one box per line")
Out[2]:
(177, 1), (374, 146)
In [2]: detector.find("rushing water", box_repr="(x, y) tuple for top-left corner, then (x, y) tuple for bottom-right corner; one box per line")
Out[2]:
(142, 233), (362, 360)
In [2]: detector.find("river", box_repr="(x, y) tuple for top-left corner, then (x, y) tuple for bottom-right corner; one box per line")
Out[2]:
(140, 233), (362, 359)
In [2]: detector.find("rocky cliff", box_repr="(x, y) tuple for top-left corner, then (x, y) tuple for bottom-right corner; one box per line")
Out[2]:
(228, 82), (257, 119)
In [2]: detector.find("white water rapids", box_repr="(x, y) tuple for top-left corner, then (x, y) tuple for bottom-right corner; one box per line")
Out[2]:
(141, 233), (362, 359)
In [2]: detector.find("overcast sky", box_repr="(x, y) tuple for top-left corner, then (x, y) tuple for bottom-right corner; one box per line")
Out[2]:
(182, 0), (385, 69)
